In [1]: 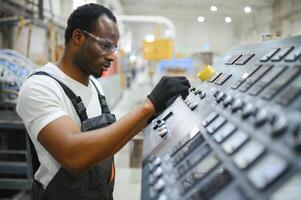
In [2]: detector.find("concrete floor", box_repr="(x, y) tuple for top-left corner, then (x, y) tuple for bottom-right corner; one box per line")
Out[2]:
(112, 71), (154, 200)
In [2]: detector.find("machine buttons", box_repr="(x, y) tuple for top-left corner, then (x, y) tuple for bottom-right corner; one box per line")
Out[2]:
(208, 72), (222, 82)
(154, 178), (165, 192)
(226, 55), (242, 65)
(206, 116), (227, 134)
(271, 174), (301, 200)
(247, 154), (288, 189)
(153, 119), (168, 138)
(153, 157), (162, 167)
(239, 64), (272, 92)
(231, 64), (262, 90)
(269, 115), (288, 138)
(158, 126), (168, 138)
(181, 154), (219, 195)
(241, 103), (257, 119)
(233, 140), (265, 169)
(275, 75), (301, 105)
(231, 98), (244, 113)
(261, 66), (301, 100)
(248, 65), (286, 96)
(254, 109), (272, 127)
(190, 168), (232, 200)
(213, 90), (221, 97)
(260, 48), (280, 62)
(184, 97), (198, 110)
(199, 91), (206, 99)
(284, 46), (301, 62)
(222, 131), (249, 154)
(172, 134), (205, 167)
(187, 144), (211, 168)
(153, 167), (163, 179)
(157, 194), (167, 200)
(201, 112), (219, 127)
(214, 73), (232, 85)
(287, 123), (301, 152)
(222, 95), (233, 107)
(213, 123), (237, 143)
(235, 54), (255, 65)
(215, 92), (226, 103)
(197, 65), (215, 81)
(271, 47), (294, 62)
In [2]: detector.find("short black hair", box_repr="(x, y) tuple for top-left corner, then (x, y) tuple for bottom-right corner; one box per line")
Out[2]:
(64, 3), (117, 44)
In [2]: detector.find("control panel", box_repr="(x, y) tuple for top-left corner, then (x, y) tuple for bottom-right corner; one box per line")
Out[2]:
(141, 36), (301, 200)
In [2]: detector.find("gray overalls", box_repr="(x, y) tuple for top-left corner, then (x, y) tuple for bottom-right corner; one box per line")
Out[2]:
(29, 71), (116, 200)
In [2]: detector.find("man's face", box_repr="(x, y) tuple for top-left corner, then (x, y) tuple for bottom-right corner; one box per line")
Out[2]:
(75, 15), (119, 78)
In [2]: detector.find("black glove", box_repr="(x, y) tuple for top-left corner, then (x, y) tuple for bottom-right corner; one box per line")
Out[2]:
(147, 76), (191, 114)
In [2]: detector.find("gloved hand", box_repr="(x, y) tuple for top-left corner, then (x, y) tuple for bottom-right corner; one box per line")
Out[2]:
(147, 76), (191, 114)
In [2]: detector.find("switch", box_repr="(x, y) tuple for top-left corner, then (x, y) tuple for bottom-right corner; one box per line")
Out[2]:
(270, 115), (288, 138)
(201, 112), (219, 127)
(223, 95), (233, 107)
(254, 109), (272, 127)
(197, 65), (215, 81)
(158, 128), (168, 137)
(153, 157), (162, 167)
(199, 92), (206, 99)
(153, 167), (163, 178)
(231, 98), (244, 113)
(241, 103), (256, 119)
(287, 123), (301, 152)
(154, 178), (165, 192)
(215, 92), (226, 103)
(247, 154), (288, 189)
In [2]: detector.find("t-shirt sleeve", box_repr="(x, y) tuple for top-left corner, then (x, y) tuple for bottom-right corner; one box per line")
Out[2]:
(16, 77), (67, 139)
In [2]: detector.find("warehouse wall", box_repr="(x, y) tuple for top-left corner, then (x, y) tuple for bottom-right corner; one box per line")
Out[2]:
(174, 18), (235, 56)
(237, 0), (301, 45)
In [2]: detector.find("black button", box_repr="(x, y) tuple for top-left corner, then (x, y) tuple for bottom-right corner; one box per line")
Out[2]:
(284, 46), (301, 62)
(200, 92), (206, 99)
(270, 115), (288, 137)
(287, 123), (301, 152)
(223, 95), (233, 107)
(206, 116), (227, 134)
(235, 54), (255, 65)
(260, 48), (280, 62)
(271, 47), (294, 62)
(213, 90), (221, 97)
(231, 98), (244, 113)
(226, 55), (242, 65)
(254, 109), (272, 127)
(214, 74), (232, 85)
(241, 103), (256, 119)
(216, 92), (226, 103)
(208, 72), (222, 82)
(201, 112), (219, 127)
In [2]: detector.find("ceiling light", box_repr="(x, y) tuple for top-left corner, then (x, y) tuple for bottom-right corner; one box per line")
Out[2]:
(145, 34), (155, 42)
(197, 16), (205, 22)
(210, 6), (218, 12)
(225, 17), (232, 23)
(244, 6), (252, 13)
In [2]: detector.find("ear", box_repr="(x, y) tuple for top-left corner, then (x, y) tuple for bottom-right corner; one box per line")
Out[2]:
(72, 29), (85, 46)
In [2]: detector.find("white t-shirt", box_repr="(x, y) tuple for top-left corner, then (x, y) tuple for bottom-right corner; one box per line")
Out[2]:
(16, 62), (105, 188)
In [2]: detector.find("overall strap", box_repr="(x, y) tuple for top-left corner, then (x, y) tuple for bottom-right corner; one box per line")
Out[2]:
(29, 71), (88, 122)
(89, 78), (111, 114)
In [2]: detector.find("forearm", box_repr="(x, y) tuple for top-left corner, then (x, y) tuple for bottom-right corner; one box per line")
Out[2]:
(66, 99), (154, 172)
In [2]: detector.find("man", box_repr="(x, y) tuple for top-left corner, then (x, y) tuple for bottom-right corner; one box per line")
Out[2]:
(17, 3), (190, 200)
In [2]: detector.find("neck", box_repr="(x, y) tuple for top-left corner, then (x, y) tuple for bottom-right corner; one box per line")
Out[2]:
(55, 50), (89, 86)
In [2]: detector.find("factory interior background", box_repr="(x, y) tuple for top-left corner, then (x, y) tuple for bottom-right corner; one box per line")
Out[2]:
(1, 0), (301, 200)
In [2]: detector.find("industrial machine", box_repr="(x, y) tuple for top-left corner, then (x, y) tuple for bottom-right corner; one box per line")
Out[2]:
(141, 36), (301, 200)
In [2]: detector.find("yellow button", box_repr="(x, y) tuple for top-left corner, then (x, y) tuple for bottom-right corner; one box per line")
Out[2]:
(197, 65), (215, 81)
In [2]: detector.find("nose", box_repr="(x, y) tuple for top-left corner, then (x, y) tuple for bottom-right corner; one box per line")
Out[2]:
(104, 52), (116, 62)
